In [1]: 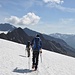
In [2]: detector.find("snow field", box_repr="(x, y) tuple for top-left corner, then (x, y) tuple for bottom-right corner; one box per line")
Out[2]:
(0, 39), (75, 75)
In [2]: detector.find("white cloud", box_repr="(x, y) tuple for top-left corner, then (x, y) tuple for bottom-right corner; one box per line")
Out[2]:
(43, 0), (75, 12)
(54, 4), (75, 12)
(5, 12), (40, 25)
(60, 18), (75, 25)
(43, 0), (64, 4)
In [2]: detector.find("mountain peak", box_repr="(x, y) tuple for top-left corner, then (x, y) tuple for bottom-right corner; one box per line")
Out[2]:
(0, 23), (16, 31)
(24, 27), (39, 36)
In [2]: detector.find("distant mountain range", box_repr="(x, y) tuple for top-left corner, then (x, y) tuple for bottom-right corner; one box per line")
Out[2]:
(50, 33), (75, 49)
(0, 23), (75, 57)
(0, 23), (16, 32)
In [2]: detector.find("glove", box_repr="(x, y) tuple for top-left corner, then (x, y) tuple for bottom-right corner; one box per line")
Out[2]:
(40, 50), (42, 53)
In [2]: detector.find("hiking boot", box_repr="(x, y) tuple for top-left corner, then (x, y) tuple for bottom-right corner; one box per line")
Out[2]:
(32, 65), (35, 69)
(34, 68), (37, 71)
(28, 55), (30, 57)
(35, 65), (38, 70)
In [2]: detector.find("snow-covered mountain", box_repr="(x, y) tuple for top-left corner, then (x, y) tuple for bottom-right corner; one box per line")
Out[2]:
(0, 23), (16, 33)
(50, 33), (75, 49)
(0, 38), (75, 75)
(50, 33), (74, 39)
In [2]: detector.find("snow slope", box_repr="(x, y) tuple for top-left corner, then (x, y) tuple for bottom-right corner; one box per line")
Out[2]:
(0, 31), (8, 34)
(0, 39), (75, 75)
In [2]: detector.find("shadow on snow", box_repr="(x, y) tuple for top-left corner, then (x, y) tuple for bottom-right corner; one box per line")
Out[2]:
(19, 55), (27, 57)
(13, 67), (32, 73)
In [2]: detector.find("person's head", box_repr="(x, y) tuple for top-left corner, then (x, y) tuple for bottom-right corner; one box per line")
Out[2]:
(36, 34), (40, 37)
(28, 41), (31, 45)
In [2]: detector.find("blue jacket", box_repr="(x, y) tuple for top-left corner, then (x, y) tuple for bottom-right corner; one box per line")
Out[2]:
(31, 37), (42, 51)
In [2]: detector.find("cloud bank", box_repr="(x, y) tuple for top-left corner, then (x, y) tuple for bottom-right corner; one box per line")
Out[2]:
(43, 0), (75, 12)
(5, 12), (40, 25)
(60, 18), (75, 25)
(43, 0), (64, 4)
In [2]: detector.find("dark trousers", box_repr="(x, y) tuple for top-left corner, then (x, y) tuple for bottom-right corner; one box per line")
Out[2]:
(27, 50), (30, 57)
(26, 48), (30, 57)
(32, 51), (39, 69)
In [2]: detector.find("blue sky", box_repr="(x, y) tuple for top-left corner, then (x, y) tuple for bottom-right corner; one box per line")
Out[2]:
(0, 0), (75, 34)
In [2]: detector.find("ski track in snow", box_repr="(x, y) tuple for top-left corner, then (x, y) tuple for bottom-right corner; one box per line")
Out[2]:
(0, 38), (75, 75)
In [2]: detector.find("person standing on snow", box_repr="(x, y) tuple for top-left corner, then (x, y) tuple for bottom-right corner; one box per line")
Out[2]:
(31, 34), (42, 70)
(26, 41), (31, 57)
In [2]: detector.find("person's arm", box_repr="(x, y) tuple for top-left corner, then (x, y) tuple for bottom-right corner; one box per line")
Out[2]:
(31, 38), (34, 46)
(40, 39), (42, 53)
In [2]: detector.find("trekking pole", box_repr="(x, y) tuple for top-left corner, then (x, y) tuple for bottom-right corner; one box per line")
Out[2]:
(40, 53), (42, 63)
(28, 50), (30, 70)
(28, 57), (30, 70)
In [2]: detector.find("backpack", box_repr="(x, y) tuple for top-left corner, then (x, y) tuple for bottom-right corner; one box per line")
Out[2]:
(26, 41), (31, 50)
(32, 37), (42, 50)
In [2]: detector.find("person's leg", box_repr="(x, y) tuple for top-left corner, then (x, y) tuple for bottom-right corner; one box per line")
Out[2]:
(35, 51), (39, 70)
(32, 51), (35, 68)
(28, 50), (30, 57)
